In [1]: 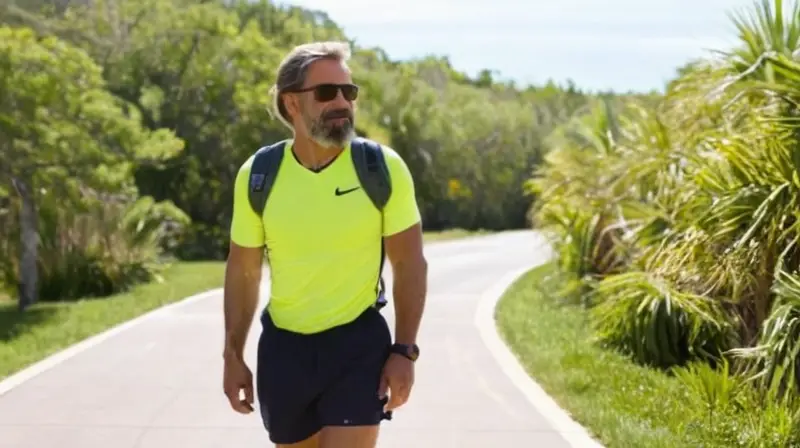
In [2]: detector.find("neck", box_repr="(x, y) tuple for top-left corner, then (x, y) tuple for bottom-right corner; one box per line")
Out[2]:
(292, 135), (344, 170)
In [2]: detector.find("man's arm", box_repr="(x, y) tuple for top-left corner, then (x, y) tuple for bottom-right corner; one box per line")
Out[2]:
(385, 224), (427, 345)
(223, 243), (263, 360)
(380, 148), (427, 346)
(223, 157), (267, 361)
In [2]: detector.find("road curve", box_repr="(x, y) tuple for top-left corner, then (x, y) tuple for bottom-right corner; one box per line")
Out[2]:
(0, 230), (598, 448)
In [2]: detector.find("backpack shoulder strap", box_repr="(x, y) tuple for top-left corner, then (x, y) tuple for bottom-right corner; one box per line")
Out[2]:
(248, 140), (287, 217)
(350, 137), (393, 309)
(350, 137), (392, 211)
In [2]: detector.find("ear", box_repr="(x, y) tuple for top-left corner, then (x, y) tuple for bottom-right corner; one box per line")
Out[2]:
(282, 93), (301, 120)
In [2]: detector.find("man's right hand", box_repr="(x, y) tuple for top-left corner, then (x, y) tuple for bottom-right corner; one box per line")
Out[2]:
(223, 354), (254, 414)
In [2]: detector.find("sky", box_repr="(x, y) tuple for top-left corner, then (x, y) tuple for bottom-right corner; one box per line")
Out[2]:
(283, 0), (759, 93)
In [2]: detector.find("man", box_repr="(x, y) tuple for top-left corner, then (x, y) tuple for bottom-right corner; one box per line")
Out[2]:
(222, 41), (428, 448)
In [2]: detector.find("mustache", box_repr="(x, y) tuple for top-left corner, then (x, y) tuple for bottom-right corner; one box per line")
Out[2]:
(322, 109), (353, 120)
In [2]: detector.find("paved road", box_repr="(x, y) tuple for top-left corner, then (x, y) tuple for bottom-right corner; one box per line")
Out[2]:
(0, 230), (592, 448)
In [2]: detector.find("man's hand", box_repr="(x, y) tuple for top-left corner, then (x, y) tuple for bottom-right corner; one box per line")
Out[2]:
(223, 354), (254, 414)
(378, 353), (415, 411)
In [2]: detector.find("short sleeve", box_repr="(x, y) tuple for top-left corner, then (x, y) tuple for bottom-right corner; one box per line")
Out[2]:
(230, 156), (266, 247)
(381, 147), (421, 236)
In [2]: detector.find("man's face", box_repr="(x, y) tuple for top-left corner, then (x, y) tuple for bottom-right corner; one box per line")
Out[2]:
(291, 59), (357, 148)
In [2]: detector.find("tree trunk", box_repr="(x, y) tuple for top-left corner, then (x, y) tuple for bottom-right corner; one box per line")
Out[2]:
(12, 176), (38, 311)
(752, 243), (777, 344)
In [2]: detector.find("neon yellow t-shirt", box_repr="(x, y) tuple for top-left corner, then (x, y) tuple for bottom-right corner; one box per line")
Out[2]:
(229, 140), (421, 334)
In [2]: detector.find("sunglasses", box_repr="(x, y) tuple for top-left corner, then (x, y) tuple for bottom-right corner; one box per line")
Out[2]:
(290, 83), (359, 102)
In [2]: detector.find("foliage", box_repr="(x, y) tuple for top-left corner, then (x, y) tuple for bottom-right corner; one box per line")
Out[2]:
(0, 24), (183, 193)
(674, 358), (800, 447)
(591, 271), (737, 369)
(0, 191), (191, 301)
(0, 22), (184, 307)
(528, 0), (800, 433)
(496, 261), (800, 448)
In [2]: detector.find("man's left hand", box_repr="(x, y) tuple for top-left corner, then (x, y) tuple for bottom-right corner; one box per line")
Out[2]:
(378, 353), (415, 411)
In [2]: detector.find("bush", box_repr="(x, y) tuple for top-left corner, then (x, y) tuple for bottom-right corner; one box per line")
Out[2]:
(591, 272), (737, 369)
(0, 193), (190, 301)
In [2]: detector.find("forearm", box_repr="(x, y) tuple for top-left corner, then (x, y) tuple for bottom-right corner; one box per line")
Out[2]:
(392, 256), (428, 345)
(223, 261), (262, 360)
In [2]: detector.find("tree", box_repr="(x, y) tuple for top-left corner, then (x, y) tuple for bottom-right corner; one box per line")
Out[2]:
(0, 25), (183, 310)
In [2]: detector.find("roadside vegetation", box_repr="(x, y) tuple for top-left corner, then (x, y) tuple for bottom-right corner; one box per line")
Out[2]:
(498, 263), (799, 447)
(498, 0), (800, 446)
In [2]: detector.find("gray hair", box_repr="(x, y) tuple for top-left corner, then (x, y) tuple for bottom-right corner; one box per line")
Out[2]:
(271, 41), (352, 130)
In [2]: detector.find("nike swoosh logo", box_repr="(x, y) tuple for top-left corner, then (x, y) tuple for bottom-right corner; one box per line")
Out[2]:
(335, 186), (360, 196)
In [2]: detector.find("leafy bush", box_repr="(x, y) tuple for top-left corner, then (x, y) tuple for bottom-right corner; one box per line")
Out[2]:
(0, 193), (190, 301)
(591, 272), (737, 368)
(730, 270), (800, 400)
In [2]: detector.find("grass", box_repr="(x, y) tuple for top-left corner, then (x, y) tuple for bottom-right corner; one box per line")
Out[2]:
(0, 261), (225, 381)
(496, 262), (714, 448)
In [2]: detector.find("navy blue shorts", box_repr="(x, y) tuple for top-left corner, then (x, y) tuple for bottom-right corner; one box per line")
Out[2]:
(256, 305), (392, 445)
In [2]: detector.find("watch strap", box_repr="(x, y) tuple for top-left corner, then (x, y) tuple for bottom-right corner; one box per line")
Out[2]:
(390, 343), (419, 362)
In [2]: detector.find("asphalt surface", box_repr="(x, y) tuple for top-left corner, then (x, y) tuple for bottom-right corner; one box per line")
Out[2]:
(0, 230), (594, 448)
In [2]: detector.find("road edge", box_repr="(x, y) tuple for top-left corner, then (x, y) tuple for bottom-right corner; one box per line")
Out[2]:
(0, 288), (223, 397)
(474, 265), (606, 448)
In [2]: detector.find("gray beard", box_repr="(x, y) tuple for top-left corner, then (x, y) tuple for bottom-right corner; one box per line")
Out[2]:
(308, 116), (355, 148)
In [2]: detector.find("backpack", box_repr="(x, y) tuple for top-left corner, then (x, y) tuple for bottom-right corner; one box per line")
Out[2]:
(247, 136), (393, 308)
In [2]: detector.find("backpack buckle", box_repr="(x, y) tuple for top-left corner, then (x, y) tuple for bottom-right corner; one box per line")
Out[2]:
(374, 289), (387, 310)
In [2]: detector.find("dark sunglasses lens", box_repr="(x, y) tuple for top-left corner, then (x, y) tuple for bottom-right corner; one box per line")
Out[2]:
(314, 85), (339, 102)
(341, 85), (358, 101)
(313, 84), (358, 102)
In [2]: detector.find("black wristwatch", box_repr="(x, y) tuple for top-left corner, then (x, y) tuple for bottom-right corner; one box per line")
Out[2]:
(390, 343), (420, 362)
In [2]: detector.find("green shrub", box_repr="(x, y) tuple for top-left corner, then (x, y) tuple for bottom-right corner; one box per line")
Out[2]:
(0, 193), (190, 302)
(590, 272), (738, 369)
